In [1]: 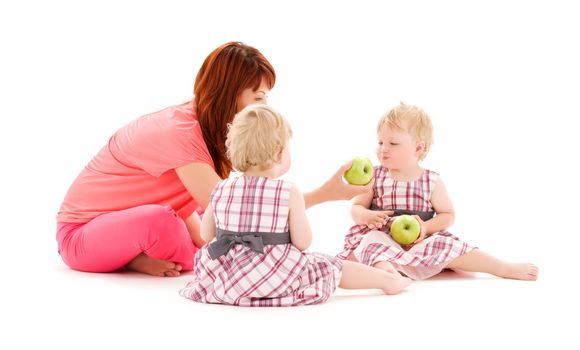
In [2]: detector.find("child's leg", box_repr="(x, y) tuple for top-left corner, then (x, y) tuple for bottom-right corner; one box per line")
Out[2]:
(373, 261), (401, 275)
(339, 260), (412, 295)
(445, 249), (538, 281)
(353, 230), (401, 275)
(57, 205), (196, 276)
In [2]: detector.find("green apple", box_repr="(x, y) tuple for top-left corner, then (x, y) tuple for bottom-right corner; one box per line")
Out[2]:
(344, 157), (374, 185)
(390, 215), (421, 245)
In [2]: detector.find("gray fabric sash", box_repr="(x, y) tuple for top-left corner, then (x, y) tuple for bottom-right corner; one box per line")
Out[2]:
(370, 206), (435, 221)
(392, 209), (435, 221)
(207, 228), (291, 260)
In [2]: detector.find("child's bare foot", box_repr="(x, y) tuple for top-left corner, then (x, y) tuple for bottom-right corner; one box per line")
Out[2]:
(374, 261), (402, 276)
(500, 263), (538, 281)
(382, 274), (412, 295)
(126, 253), (183, 277)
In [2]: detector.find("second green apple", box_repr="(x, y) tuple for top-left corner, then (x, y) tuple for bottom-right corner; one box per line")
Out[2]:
(390, 215), (421, 245)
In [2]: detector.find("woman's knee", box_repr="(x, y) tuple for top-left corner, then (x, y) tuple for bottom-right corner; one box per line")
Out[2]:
(147, 206), (195, 269)
(147, 205), (188, 240)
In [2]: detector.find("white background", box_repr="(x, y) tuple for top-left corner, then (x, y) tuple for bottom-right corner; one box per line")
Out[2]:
(1, 1), (578, 349)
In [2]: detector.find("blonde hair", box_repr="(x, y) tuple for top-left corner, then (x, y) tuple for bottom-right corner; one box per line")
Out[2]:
(226, 104), (293, 172)
(378, 102), (433, 160)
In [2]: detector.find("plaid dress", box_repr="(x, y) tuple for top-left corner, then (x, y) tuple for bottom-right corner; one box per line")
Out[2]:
(180, 176), (342, 307)
(337, 166), (474, 280)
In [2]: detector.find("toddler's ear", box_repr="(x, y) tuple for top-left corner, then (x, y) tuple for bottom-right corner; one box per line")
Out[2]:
(275, 150), (283, 163)
(415, 142), (426, 154)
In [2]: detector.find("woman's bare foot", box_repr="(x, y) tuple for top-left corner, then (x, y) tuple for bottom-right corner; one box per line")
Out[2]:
(126, 253), (183, 277)
(499, 262), (539, 281)
(373, 261), (402, 276)
(382, 274), (412, 295)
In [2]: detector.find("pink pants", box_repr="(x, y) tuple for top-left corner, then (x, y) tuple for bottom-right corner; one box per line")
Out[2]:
(57, 205), (197, 272)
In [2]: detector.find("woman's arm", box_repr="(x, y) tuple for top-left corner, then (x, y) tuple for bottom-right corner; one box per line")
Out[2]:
(303, 161), (373, 209)
(175, 162), (221, 245)
(175, 162), (221, 210)
(288, 185), (312, 251)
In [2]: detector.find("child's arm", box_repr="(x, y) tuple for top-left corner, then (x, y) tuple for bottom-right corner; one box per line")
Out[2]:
(425, 177), (455, 234)
(351, 189), (393, 229)
(288, 185), (313, 251)
(200, 205), (217, 243)
(184, 212), (206, 248)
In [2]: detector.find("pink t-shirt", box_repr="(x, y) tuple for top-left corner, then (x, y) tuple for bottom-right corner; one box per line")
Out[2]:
(57, 101), (214, 223)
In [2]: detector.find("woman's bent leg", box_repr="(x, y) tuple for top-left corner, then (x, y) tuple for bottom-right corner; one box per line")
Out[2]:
(57, 205), (196, 274)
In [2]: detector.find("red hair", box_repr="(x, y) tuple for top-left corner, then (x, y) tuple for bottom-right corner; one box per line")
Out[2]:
(194, 42), (276, 179)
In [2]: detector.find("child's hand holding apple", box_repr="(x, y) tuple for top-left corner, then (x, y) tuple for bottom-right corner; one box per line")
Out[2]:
(409, 215), (427, 244)
(391, 215), (422, 245)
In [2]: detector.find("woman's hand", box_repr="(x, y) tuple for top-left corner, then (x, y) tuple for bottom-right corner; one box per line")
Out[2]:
(304, 160), (374, 208)
(325, 160), (374, 200)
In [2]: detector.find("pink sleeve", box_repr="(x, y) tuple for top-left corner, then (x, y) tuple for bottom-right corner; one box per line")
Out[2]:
(119, 113), (213, 177)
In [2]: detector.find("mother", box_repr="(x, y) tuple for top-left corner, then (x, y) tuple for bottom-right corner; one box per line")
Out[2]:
(57, 42), (370, 277)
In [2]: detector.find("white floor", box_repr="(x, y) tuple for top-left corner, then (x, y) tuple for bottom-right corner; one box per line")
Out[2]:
(2, 217), (575, 350)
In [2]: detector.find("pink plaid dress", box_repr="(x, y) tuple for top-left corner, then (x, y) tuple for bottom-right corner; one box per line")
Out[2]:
(338, 166), (474, 280)
(180, 176), (342, 306)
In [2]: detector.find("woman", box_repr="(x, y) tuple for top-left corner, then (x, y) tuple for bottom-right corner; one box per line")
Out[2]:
(57, 42), (370, 277)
